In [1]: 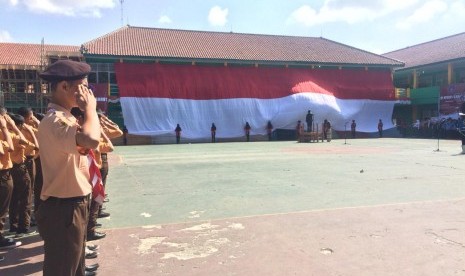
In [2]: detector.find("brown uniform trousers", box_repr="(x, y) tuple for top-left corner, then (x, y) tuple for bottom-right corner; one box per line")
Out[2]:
(25, 157), (35, 200)
(9, 162), (32, 231)
(37, 195), (89, 276)
(0, 169), (13, 239)
(33, 157), (42, 212)
(87, 154), (108, 234)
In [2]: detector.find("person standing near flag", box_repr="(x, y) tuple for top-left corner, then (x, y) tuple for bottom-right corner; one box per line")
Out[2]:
(378, 119), (384, 138)
(244, 122), (251, 142)
(211, 123), (217, 143)
(351, 120), (357, 138)
(306, 110), (314, 132)
(37, 60), (100, 276)
(175, 124), (182, 144)
(266, 121), (273, 141)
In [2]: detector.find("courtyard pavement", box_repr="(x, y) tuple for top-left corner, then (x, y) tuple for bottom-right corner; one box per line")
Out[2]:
(1, 138), (465, 275)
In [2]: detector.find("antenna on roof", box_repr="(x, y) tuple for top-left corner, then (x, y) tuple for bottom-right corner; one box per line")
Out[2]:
(120, 0), (124, 27)
(230, 24), (233, 33)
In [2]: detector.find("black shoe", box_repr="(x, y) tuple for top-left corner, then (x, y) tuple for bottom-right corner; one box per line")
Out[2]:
(85, 263), (99, 272)
(87, 244), (100, 251)
(85, 271), (96, 276)
(103, 198), (109, 203)
(95, 223), (102, 228)
(97, 212), (110, 218)
(8, 226), (18, 233)
(87, 231), (106, 241)
(85, 250), (98, 259)
(0, 238), (21, 249)
(15, 229), (36, 238)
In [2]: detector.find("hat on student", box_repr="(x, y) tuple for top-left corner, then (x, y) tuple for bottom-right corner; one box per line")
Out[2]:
(10, 114), (25, 126)
(39, 59), (91, 82)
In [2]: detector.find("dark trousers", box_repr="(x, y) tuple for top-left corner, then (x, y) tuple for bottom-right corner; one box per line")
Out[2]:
(34, 158), (43, 212)
(9, 163), (32, 231)
(37, 195), (89, 276)
(307, 123), (312, 132)
(87, 200), (100, 234)
(25, 158), (35, 219)
(0, 170), (12, 239)
(176, 135), (180, 144)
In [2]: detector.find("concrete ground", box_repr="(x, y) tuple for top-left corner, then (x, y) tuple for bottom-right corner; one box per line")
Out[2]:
(1, 138), (465, 275)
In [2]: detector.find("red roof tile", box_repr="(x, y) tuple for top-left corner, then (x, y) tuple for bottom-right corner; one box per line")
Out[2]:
(0, 43), (80, 67)
(84, 26), (402, 67)
(383, 32), (465, 70)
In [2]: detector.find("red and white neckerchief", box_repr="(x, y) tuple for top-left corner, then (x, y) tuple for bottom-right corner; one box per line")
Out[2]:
(87, 149), (105, 205)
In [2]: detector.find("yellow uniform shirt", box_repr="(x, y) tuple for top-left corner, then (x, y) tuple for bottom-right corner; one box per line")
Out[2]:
(0, 133), (13, 170)
(94, 138), (113, 168)
(10, 132), (35, 164)
(20, 124), (37, 157)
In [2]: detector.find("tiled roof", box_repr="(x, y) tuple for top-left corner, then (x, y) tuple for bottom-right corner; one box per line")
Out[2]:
(383, 32), (465, 70)
(84, 26), (403, 67)
(0, 43), (80, 67)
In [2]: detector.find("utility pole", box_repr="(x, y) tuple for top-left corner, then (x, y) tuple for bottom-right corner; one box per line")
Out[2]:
(120, 0), (124, 26)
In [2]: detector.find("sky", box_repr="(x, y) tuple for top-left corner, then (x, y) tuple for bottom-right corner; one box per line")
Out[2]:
(1, 0), (465, 54)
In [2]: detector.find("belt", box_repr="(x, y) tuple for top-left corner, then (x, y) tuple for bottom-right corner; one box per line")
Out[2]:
(46, 194), (90, 204)
(0, 169), (10, 175)
(12, 162), (26, 168)
(101, 153), (108, 163)
(26, 156), (34, 160)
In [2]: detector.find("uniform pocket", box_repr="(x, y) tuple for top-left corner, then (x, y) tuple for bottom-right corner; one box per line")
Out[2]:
(64, 202), (76, 228)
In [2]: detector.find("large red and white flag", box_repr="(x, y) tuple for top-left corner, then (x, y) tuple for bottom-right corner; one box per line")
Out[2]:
(115, 63), (396, 138)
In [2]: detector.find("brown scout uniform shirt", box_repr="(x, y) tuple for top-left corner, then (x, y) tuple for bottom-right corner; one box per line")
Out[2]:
(94, 138), (113, 169)
(10, 132), (35, 164)
(21, 124), (38, 158)
(38, 103), (91, 200)
(0, 132), (13, 170)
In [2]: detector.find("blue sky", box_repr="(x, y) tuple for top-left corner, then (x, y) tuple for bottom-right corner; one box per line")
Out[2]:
(1, 0), (464, 54)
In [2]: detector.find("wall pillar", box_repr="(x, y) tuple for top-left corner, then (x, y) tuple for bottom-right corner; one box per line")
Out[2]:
(448, 63), (453, 85)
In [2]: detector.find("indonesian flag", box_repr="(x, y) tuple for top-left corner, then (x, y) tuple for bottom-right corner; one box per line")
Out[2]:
(115, 63), (396, 138)
(87, 149), (105, 205)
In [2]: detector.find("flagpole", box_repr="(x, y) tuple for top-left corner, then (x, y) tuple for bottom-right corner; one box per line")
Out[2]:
(434, 93), (441, 152)
(344, 122), (348, 145)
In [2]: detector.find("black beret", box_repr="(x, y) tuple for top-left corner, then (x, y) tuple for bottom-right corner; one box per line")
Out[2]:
(39, 59), (91, 82)
(10, 114), (25, 125)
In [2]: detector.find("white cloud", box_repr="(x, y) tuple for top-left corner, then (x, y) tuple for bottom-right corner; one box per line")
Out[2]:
(287, 0), (420, 26)
(158, 15), (172, 24)
(0, 30), (13, 42)
(208, 6), (228, 27)
(396, 0), (448, 30)
(10, 0), (116, 17)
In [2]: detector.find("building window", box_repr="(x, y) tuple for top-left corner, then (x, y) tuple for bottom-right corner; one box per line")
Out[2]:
(418, 75), (433, 88)
(98, 72), (109, 83)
